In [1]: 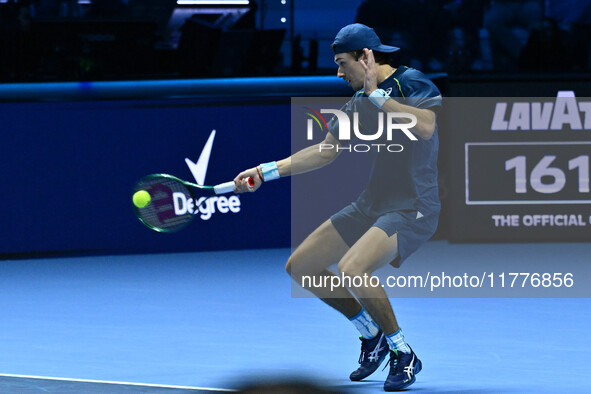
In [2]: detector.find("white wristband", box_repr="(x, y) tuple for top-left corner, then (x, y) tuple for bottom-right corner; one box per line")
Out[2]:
(368, 89), (388, 109)
(260, 161), (280, 181)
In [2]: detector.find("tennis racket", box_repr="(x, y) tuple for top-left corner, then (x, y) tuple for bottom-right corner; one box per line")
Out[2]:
(132, 173), (254, 233)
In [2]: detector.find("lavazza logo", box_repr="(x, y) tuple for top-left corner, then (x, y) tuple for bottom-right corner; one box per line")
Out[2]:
(305, 107), (418, 152)
(176, 129), (242, 221)
(491, 91), (591, 131)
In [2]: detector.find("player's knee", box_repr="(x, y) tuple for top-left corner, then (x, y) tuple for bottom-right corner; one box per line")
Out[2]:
(285, 257), (293, 276)
(286, 253), (320, 280)
(286, 255), (307, 278)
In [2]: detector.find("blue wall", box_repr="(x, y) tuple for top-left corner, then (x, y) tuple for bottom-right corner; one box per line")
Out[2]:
(1, 77), (349, 258)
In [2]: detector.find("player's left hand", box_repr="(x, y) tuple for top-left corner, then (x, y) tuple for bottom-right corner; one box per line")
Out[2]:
(359, 48), (378, 95)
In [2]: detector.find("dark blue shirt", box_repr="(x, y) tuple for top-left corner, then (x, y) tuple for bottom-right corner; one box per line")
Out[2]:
(328, 66), (442, 217)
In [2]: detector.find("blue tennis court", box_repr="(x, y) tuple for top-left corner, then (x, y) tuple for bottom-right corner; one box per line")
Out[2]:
(1, 243), (589, 393)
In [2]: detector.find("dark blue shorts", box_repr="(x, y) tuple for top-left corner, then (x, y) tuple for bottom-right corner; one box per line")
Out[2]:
(330, 203), (439, 266)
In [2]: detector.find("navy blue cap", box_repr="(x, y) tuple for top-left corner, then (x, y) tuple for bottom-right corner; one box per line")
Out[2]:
(332, 23), (400, 54)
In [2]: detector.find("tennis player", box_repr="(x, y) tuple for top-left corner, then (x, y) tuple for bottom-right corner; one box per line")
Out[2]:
(234, 23), (441, 391)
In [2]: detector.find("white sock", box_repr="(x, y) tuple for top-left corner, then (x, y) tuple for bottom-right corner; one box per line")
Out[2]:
(349, 308), (380, 339)
(385, 329), (411, 354)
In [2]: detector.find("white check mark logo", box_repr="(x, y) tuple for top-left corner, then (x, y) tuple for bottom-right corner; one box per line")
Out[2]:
(185, 129), (215, 185)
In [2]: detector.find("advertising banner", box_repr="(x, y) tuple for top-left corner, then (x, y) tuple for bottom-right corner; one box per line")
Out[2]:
(1, 97), (291, 257)
(447, 93), (591, 242)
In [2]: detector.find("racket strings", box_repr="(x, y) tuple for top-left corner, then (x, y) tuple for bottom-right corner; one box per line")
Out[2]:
(133, 175), (195, 232)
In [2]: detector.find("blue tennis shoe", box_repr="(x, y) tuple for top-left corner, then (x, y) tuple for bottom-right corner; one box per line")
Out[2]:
(349, 331), (389, 381)
(383, 346), (422, 391)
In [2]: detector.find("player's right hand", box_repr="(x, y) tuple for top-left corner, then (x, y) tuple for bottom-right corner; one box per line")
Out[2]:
(234, 166), (263, 193)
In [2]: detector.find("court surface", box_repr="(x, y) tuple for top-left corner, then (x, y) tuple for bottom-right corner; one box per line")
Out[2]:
(1, 242), (590, 393)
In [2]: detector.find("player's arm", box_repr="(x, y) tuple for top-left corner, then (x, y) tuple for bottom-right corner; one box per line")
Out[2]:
(277, 130), (342, 177)
(359, 48), (437, 140)
(233, 132), (341, 193)
(377, 100), (436, 140)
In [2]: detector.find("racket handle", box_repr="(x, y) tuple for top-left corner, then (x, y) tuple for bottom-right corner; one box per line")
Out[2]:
(213, 181), (235, 194)
(213, 177), (254, 194)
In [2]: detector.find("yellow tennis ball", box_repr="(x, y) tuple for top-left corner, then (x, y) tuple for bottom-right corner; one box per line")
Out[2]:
(133, 190), (151, 208)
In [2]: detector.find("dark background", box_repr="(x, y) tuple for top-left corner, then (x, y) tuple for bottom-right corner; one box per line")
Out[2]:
(1, 0), (590, 82)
